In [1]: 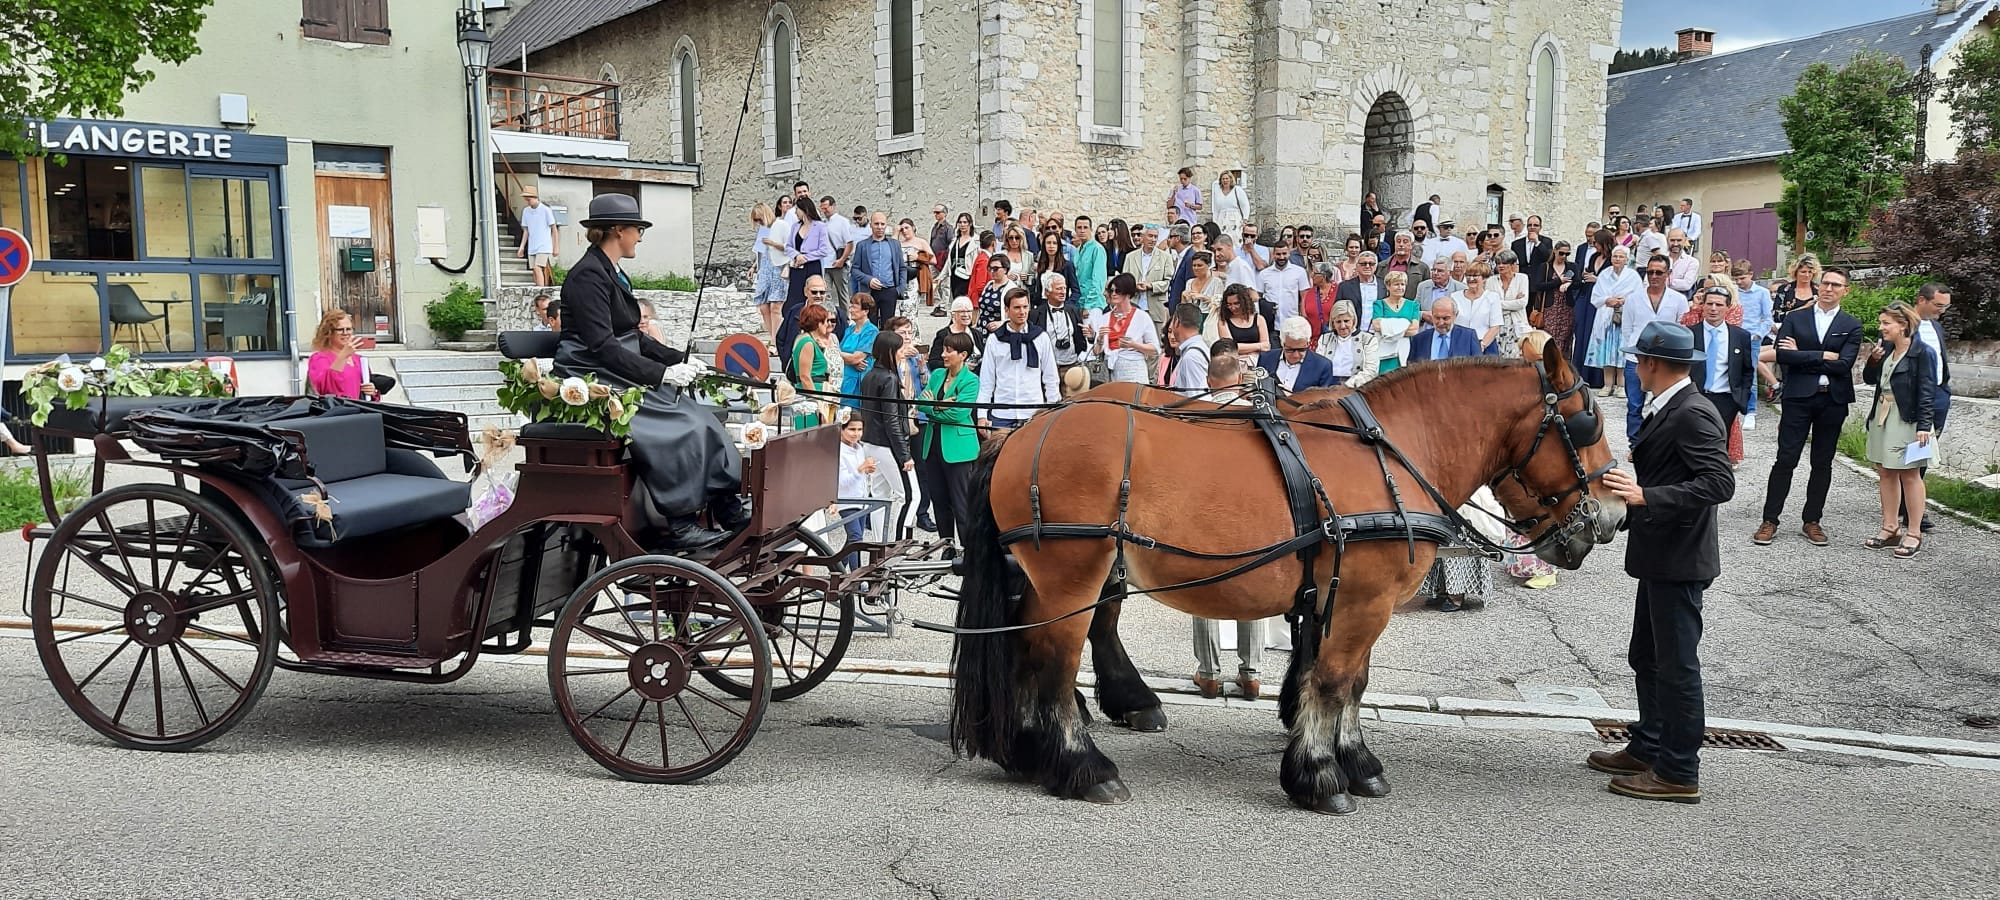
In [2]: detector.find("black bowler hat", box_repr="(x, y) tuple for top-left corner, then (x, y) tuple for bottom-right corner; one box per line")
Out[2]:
(1631, 321), (1705, 363)
(578, 193), (651, 229)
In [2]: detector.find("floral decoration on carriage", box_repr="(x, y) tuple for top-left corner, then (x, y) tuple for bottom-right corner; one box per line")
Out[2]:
(494, 357), (647, 438)
(20, 345), (233, 427)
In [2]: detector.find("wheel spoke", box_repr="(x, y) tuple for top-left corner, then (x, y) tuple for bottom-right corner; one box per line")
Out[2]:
(655, 700), (671, 770)
(647, 579), (662, 642)
(75, 637), (135, 691)
(61, 545), (139, 600)
(685, 620), (752, 656)
(614, 699), (646, 757)
(179, 591), (259, 618)
(157, 510), (200, 592)
(168, 643), (211, 727)
(683, 685), (748, 723)
(559, 667), (629, 678)
(573, 623), (639, 657)
(150, 645), (166, 737)
(674, 694), (715, 755)
(769, 620), (834, 664)
(46, 588), (126, 616)
(177, 542), (239, 602)
(183, 621), (257, 648)
(111, 647), (151, 727)
(577, 686), (634, 725)
(175, 639), (246, 693)
(598, 587), (647, 642)
(51, 622), (128, 646)
(93, 512), (145, 594)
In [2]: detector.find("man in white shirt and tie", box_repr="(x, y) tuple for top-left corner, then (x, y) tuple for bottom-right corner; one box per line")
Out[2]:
(1672, 198), (1702, 252)
(1692, 286), (1753, 436)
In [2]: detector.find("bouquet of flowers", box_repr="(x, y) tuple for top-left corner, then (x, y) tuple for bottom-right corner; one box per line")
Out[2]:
(20, 345), (232, 426)
(495, 357), (645, 438)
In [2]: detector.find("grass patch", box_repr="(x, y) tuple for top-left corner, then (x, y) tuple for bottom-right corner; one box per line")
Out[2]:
(0, 464), (86, 530)
(1838, 420), (2000, 522)
(547, 264), (699, 292)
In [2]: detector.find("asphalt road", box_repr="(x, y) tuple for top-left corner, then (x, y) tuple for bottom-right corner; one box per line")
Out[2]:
(1, 645), (1996, 900)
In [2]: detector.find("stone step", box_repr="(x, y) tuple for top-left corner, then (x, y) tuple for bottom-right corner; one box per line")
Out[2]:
(393, 352), (504, 372)
(459, 329), (498, 343)
(437, 340), (498, 352)
(410, 397), (509, 415)
(468, 412), (520, 436)
(399, 368), (505, 388)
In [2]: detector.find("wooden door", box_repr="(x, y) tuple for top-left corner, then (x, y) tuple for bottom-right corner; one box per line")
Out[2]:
(1711, 208), (1778, 278)
(314, 172), (398, 341)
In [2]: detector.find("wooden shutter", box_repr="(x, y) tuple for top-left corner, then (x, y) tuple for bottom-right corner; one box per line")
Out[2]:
(348, 0), (391, 45)
(301, 0), (345, 41)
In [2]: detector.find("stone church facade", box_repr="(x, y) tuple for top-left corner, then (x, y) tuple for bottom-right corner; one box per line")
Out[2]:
(509, 0), (1622, 265)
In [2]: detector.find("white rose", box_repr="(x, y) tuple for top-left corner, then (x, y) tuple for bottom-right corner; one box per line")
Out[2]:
(740, 422), (768, 450)
(88, 357), (107, 372)
(55, 366), (87, 392)
(558, 377), (590, 406)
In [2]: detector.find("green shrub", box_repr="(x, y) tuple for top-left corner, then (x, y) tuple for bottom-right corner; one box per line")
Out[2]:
(0, 465), (86, 530)
(550, 263), (568, 285)
(1841, 273), (1929, 341)
(425, 281), (487, 341)
(628, 271), (701, 292)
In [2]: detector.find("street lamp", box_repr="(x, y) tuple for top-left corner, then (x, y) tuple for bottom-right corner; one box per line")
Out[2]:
(457, 4), (499, 297)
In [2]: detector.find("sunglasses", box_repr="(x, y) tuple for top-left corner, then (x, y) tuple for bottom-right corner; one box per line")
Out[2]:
(1646, 269), (1668, 276)
(808, 289), (829, 296)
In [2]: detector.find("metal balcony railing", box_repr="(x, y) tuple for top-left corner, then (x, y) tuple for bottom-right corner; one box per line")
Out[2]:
(487, 68), (621, 141)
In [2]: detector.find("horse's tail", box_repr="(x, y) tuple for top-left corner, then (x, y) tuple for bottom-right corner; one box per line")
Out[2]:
(948, 437), (1022, 769)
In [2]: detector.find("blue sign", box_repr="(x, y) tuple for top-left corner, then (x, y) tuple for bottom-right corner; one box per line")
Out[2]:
(715, 333), (771, 381)
(0, 228), (31, 287)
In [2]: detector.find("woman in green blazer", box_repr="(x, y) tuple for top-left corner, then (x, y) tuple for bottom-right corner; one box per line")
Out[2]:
(916, 330), (980, 551)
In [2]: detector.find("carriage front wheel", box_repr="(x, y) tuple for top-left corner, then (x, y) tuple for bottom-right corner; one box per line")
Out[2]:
(31, 483), (282, 751)
(548, 555), (770, 783)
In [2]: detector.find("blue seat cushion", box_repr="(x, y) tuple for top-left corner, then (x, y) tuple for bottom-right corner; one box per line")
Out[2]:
(294, 472), (471, 546)
(281, 412), (387, 483)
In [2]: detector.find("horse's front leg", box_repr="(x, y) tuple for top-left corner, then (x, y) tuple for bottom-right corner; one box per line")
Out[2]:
(1087, 583), (1167, 732)
(1283, 590), (1397, 815)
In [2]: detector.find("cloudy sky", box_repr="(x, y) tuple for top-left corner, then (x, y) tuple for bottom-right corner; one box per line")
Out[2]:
(1620, 0), (1936, 53)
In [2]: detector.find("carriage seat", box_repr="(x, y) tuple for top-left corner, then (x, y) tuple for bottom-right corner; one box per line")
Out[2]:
(274, 411), (471, 547)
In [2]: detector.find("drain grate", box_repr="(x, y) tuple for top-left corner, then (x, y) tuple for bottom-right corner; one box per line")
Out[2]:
(1593, 721), (1786, 752)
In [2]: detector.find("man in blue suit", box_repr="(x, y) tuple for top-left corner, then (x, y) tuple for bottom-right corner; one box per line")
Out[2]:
(1255, 316), (1339, 392)
(1407, 295), (1493, 362)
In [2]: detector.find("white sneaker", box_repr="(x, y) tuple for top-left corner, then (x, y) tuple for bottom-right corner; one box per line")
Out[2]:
(1743, 413), (1756, 431)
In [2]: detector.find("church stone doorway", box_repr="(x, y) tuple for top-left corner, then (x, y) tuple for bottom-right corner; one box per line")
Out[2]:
(1362, 93), (1414, 231)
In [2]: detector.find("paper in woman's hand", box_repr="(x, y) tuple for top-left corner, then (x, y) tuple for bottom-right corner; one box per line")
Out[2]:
(1902, 440), (1936, 463)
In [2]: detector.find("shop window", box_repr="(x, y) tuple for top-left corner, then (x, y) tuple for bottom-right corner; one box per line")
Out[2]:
(105, 272), (198, 353)
(141, 167), (191, 258)
(198, 273), (283, 352)
(9, 271), (105, 356)
(302, 0), (391, 46)
(190, 176), (274, 259)
(43, 157), (135, 261)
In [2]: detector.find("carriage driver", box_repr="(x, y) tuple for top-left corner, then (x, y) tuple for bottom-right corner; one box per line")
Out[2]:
(556, 193), (751, 550)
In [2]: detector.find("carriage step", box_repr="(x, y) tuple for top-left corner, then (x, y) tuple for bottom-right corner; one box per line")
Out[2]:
(300, 649), (451, 669)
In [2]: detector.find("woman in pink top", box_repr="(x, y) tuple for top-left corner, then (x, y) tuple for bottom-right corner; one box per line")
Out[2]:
(305, 309), (381, 400)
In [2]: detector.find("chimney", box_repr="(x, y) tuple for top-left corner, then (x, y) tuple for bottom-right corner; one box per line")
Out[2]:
(1939, 0), (1964, 15)
(1676, 27), (1715, 59)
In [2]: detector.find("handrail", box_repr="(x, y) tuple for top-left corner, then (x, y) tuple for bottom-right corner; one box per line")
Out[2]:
(484, 67), (619, 89)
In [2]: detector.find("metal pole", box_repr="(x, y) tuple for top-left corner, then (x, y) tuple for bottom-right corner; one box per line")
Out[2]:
(474, 44), (500, 298)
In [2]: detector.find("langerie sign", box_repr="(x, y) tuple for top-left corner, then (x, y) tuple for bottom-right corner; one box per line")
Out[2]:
(24, 119), (289, 166)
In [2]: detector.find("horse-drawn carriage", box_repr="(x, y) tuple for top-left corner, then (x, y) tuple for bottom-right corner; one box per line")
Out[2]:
(18, 332), (945, 782)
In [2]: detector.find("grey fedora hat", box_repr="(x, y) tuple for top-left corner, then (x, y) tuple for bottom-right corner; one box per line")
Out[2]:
(578, 193), (651, 229)
(1631, 320), (1705, 363)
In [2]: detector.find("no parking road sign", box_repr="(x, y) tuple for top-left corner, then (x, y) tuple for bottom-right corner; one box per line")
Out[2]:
(0, 227), (31, 287)
(714, 333), (771, 382)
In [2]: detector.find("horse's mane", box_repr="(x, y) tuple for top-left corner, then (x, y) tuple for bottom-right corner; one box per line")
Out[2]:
(1291, 356), (1531, 416)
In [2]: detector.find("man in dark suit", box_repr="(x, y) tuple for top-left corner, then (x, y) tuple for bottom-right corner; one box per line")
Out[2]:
(1754, 266), (1864, 547)
(1256, 317), (1339, 392)
(1511, 215), (1556, 302)
(1597, 321), (1735, 804)
(1406, 295), (1492, 362)
(1690, 285), (1756, 429)
(1334, 252), (1387, 332)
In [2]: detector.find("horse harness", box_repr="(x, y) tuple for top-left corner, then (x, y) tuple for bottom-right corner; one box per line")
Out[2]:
(922, 362), (1611, 655)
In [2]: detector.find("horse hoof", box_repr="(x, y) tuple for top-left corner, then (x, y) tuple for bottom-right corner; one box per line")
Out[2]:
(1312, 792), (1358, 816)
(1082, 780), (1132, 805)
(1117, 707), (1168, 733)
(1351, 775), (1392, 798)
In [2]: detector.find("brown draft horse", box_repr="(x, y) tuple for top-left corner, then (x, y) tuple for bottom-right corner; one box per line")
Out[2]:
(948, 334), (1626, 815)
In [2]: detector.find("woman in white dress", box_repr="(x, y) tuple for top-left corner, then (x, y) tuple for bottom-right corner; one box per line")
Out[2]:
(1210, 170), (1252, 245)
(1492, 250), (1532, 359)
(1586, 246), (1640, 398)
(1451, 264), (1503, 355)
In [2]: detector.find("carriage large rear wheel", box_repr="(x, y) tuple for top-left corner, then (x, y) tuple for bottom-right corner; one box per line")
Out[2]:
(30, 484), (281, 750)
(548, 555), (770, 783)
(697, 530), (854, 702)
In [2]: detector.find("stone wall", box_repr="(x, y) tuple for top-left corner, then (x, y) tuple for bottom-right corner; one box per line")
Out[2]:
(525, 0), (1618, 264)
(494, 285), (764, 346)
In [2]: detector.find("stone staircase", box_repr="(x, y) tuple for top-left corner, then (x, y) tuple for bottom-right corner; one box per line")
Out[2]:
(388, 352), (513, 435)
(430, 231), (543, 353)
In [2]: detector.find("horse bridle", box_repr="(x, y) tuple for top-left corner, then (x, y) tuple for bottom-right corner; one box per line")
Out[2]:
(1487, 361), (1618, 548)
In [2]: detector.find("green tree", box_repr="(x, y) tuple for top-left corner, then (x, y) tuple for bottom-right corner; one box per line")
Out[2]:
(1610, 46), (1675, 75)
(1776, 53), (1917, 259)
(1943, 31), (2000, 152)
(0, 0), (214, 159)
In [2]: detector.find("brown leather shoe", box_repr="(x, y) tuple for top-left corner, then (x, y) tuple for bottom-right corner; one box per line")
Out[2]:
(1193, 676), (1222, 699)
(1586, 747), (1652, 776)
(1751, 521), (1779, 545)
(1238, 677), (1262, 701)
(1608, 770), (1701, 803)
(1801, 522), (1829, 546)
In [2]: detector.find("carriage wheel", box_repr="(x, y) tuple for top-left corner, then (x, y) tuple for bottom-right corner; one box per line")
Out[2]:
(698, 530), (854, 702)
(548, 555), (770, 783)
(30, 484), (281, 750)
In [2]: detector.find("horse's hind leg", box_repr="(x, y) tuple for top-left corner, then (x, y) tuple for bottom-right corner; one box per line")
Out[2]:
(1283, 590), (1398, 815)
(1017, 596), (1130, 803)
(1087, 585), (1167, 732)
